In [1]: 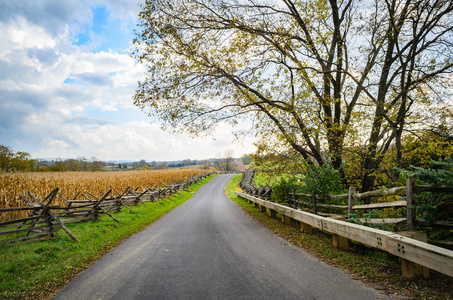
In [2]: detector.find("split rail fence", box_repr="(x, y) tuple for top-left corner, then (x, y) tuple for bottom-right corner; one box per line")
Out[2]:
(290, 178), (453, 232)
(0, 172), (213, 246)
(239, 170), (453, 233)
(239, 169), (272, 199)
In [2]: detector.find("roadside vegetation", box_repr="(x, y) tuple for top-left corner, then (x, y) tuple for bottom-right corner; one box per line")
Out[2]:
(226, 174), (453, 299)
(0, 174), (217, 299)
(250, 158), (453, 244)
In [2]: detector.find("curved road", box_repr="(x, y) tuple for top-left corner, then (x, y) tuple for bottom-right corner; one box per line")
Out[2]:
(53, 175), (391, 300)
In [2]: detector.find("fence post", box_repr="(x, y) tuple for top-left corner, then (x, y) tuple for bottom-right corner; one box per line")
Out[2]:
(406, 178), (416, 231)
(292, 189), (296, 209)
(312, 193), (317, 214)
(348, 186), (356, 219)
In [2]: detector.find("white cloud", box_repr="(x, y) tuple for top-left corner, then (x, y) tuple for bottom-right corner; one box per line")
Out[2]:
(28, 119), (255, 161)
(0, 0), (87, 37)
(0, 0), (256, 162)
(97, 0), (143, 20)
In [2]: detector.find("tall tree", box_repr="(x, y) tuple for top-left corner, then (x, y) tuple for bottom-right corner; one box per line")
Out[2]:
(215, 150), (235, 172)
(241, 154), (252, 165)
(0, 145), (36, 172)
(134, 0), (453, 191)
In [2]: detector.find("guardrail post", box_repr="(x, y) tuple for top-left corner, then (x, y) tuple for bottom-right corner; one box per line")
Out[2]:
(348, 186), (356, 219)
(300, 222), (312, 234)
(330, 216), (348, 250)
(269, 209), (277, 219)
(398, 231), (430, 278)
(332, 234), (349, 250)
(261, 205), (266, 213)
(282, 214), (291, 225)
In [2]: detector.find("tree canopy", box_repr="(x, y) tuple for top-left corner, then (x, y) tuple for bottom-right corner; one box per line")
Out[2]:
(0, 145), (36, 172)
(134, 0), (453, 191)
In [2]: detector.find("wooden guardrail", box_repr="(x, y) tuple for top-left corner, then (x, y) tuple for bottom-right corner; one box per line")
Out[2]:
(235, 191), (453, 278)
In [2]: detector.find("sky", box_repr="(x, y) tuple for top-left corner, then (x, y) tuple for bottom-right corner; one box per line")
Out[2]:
(0, 0), (256, 162)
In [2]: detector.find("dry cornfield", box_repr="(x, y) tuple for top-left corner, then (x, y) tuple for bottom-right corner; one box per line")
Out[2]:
(0, 169), (205, 221)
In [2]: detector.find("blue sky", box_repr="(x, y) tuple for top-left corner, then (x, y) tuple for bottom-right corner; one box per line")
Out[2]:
(0, 0), (255, 161)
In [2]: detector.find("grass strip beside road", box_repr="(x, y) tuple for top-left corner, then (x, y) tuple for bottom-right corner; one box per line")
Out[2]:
(0, 174), (218, 300)
(225, 174), (453, 299)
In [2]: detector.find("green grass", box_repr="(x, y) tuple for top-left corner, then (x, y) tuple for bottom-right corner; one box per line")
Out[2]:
(0, 174), (217, 299)
(225, 174), (453, 299)
(252, 172), (290, 186)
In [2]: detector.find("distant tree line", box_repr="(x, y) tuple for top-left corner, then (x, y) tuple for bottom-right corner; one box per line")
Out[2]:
(0, 145), (105, 172)
(1, 144), (250, 173)
(241, 155), (251, 165)
(39, 157), (105, 172)
(167, 159), (198, 168)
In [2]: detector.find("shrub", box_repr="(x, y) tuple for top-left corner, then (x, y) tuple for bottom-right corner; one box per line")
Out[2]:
(271, 176), (302, 204)
(271, 160), (343, 204)
(300, 162), (343, 196)
(396, 158), (453, 241)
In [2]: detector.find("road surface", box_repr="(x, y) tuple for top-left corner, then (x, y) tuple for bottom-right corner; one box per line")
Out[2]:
(53, 174), (392, 300)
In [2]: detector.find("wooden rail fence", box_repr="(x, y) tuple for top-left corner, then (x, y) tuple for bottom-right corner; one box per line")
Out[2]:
(0, 188), (79, 246)
(239, 169), (272, 199)
(0, 172), (213, 246)
(291, 178), (453, 232)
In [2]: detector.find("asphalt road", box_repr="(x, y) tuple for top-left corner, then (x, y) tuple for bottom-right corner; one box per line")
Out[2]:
(52, 174), (391, 300)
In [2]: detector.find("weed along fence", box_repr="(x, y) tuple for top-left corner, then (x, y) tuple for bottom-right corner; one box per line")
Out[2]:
(0, 172), (213, 246)
(235, 171), (453, 279)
